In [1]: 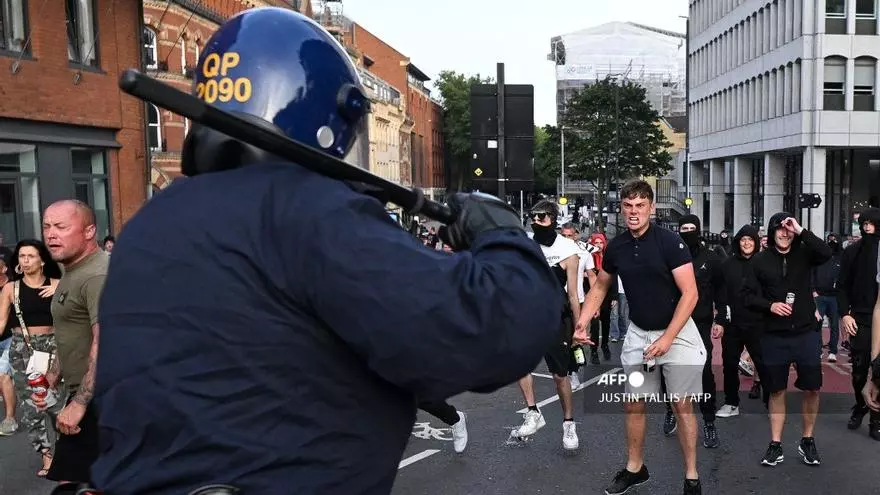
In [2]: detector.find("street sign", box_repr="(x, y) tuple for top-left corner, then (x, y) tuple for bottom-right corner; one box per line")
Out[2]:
(684, 197), (693, 207)
(559, 197), (568, 205)
(799, 193), (822, 209)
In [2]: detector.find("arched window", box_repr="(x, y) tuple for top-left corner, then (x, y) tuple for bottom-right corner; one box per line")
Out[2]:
(148, 104), (162, 151)
(144, 27), (158, 69)
(180, 37), (187, 74)
(823, 56), (846, 111)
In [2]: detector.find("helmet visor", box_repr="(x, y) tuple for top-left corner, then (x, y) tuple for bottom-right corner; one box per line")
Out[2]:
(341, 109), (370, 170)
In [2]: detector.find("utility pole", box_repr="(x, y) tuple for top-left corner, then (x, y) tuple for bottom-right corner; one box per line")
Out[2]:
(680, 14), (692, 211)
(497, 62), (507, 200)
(560, 126), (565, 197)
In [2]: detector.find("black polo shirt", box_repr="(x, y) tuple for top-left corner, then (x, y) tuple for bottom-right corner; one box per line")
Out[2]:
(603, 223), (692, 330)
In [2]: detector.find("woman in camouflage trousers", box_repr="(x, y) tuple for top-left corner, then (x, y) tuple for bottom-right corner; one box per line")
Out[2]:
(0, 240), (62, 477)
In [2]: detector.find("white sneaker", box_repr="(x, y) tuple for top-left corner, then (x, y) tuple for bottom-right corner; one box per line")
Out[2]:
(452, 411), (468, 453)
(570, 372), (581, 389)
(828, 353), (837, 363)
(516, 409), (545, 437)
(716, 404), (740, 418)
(738, 358), (754, 376)
(562, 420), (578, 450)
(0, 417), (18, 436)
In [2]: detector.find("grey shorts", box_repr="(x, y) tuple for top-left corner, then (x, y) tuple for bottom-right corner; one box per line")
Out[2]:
(620, 318), (707, 400)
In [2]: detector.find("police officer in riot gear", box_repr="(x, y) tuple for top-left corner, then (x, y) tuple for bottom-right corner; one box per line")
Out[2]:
(91, 8), (562, 494)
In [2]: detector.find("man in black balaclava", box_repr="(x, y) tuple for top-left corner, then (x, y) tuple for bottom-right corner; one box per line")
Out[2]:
(716, 225), (769, 419)
(659, 214), (727, 449)
(837, 208), (880, 440)
(812, 233), (842, 362)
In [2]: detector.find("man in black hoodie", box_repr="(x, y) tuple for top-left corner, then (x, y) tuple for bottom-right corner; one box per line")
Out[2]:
(660, 215), (727, 448)
(742, 212), (831, 467)
(812, 233), (842, 363)
(716, 225), (769, 418)
(836, 208), (880, 440)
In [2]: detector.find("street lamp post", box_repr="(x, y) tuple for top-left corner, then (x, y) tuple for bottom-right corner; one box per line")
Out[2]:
(680, 14), (691, 211)
(560, 125), (565, 197)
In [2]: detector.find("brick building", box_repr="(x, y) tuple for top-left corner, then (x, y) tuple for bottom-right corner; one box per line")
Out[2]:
(143, 0), (309, 192)
(336, 17), (446, 199)
(0, 0), (145, 246)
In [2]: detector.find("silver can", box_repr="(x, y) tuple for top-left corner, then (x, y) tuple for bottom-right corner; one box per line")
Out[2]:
(785, 292), (795, 305)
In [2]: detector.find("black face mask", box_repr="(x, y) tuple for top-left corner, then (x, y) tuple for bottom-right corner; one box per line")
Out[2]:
(532, 223), (557, 246)
(680, 231), (701, 253)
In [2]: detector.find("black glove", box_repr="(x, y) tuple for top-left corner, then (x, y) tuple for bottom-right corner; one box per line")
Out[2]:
(438, 192), (524, 250)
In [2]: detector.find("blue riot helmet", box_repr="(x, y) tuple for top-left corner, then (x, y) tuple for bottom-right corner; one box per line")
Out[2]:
(181, 7), (371, 176)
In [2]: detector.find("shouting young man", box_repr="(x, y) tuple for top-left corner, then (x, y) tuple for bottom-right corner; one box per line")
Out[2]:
(576, 180), (706, 495)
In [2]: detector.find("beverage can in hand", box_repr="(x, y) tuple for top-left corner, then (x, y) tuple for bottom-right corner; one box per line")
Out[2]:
(786, 292), (795, 305)
(573, 346), (585, 365)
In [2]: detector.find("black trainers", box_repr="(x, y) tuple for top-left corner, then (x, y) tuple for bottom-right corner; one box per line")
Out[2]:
(869, 420), (880, 441)
(702, 422), (719, 449)
(663, 409), (677, 436)
(683, 478), (702, 495)
(761, 441), (784, 466)
(798, 437), (821, 465)
(591, 348), (600, 365)
(602, 345), (611, 360)
(848, 405), (869, 430)
(604, 465), (650, 495)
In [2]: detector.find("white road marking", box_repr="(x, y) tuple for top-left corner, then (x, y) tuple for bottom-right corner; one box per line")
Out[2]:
(516, 367), (623, 414)
(827, 362), (851, 376)
(530, 372), (555, 379)
(398, 449), (441, 469)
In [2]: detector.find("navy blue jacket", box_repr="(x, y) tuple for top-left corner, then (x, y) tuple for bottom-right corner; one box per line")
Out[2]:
(91, 163), (561, 495)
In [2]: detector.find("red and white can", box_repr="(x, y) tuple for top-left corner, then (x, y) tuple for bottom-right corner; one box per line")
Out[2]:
(26, 372), (57, 408)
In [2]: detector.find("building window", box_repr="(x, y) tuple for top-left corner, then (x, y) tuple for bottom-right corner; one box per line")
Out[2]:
(825, 149), (853, 236)
(823, 57), (846, 111)
(194, 42), (200, 66)
(184, 117), (189, 137)
(857, 0), (877, 34)
(0, 142), (39, 246)
(0, 0), (28, 54)
(66, 0), (98, 67)
(148, 104), (162, 151)
(750, 158), (765, 226)
(826, 0), (847, 34)
(783, 154), (803, 215)
(144, 27), (157, 69)
(180, 38), (186, 74)
(71, 148), (111, 239)
(854, 57), (876, 110)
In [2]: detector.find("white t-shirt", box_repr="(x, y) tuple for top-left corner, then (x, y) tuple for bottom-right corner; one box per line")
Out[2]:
(618, 275), (625, 295)
(538, 236), (583, 302)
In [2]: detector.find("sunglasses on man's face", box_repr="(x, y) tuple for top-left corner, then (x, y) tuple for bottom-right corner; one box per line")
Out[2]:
(532, 212), (552, 221)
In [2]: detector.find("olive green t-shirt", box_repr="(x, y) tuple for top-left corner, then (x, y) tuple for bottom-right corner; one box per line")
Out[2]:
(51, 250), (109, 389)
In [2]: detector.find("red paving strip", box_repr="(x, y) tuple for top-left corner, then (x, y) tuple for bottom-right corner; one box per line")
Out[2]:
(710, 324), (854, 394)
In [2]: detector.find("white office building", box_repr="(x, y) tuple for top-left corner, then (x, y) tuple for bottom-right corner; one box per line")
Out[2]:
(686, 0), (880, 237)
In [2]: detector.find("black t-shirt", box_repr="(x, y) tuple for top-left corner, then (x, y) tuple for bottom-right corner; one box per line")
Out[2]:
(603, 224), (692, 330)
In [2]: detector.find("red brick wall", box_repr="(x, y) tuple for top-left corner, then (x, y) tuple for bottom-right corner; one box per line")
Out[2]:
(346, 23), (446, 191)
(0, 0), (147, 232)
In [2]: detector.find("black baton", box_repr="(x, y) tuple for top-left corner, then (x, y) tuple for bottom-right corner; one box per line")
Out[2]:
(118, 69), (455, 225)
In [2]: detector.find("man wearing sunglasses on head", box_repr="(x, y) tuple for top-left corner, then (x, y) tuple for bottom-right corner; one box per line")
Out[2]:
(514, 200), (592, 451)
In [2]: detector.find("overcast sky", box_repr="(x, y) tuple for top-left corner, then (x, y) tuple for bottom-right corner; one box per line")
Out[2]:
(340, 0), (688, 127)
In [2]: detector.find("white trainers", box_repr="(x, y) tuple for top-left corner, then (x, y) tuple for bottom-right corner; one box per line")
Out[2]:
(0, 417), (18, 436)
(562, 420), (578, 450)
(828, 353), (837, 363)
(570, 372), (581, 389)
(716, 404), (740, 418)
(738, 358), (754, 376)
(517, 409), (546, 437)
(452, 411), (468, 453)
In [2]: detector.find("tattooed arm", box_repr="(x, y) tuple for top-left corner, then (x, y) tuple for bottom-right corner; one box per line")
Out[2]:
(72, 322), (99, 405)
(46, 354), (61, 389)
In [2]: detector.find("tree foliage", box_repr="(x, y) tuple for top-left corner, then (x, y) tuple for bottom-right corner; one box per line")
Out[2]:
(553, 77), (674, 231)
(533, 125), (561, 194)
(434, 70), (494, 191)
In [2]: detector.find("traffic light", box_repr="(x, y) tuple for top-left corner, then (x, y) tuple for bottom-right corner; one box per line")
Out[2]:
(799, 193), (822, 209)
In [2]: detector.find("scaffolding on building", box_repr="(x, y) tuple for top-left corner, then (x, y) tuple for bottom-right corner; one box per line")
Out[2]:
(550, 21), (686, 120)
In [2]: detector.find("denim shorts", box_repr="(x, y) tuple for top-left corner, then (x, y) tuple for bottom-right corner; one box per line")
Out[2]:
(0, 337), (10, 376)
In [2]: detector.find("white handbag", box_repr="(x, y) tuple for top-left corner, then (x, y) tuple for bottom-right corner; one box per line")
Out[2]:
(13, 280), (54, 375)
